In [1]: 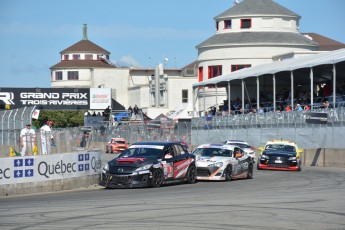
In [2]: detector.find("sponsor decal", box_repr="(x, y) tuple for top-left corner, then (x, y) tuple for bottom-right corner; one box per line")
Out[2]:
(13, 158), (35, 178)
(305, 112), (328, 124)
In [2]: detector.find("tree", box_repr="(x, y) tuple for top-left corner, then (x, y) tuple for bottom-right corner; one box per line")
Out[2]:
(32, 110), (85, 128)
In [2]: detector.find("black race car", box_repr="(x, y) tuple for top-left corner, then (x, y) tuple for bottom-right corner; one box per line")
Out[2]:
(257, 149), (301, 171)
(99, 141), (197, 188)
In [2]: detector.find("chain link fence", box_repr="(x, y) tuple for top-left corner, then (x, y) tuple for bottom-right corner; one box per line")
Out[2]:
(191, 107), (345, 149)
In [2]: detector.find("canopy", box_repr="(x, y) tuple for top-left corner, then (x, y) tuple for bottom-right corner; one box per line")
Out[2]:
(193, 48), (345, 88)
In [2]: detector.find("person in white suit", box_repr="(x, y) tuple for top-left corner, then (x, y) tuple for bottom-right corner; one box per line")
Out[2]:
(40, 121), (54, 155)
(20, 123), (36, 156)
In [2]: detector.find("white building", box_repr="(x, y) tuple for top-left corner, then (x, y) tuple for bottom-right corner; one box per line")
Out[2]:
(50, 25), (197, 119)
(50, 0), (344, 118)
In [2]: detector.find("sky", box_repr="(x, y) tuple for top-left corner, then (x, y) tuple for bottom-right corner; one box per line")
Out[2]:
(0, 0), (344, 88)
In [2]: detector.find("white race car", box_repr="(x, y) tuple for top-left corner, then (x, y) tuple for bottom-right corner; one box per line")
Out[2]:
(192, 144), (254, 181)
(224, 140), (256, 163)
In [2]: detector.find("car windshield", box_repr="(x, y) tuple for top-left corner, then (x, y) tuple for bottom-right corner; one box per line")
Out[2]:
(228, 143), (250, 148)
(118, 145), (164, 158)
(112, 140), (126, 144)
(193, 148), (232, 157)
(265, 144), (296, 152)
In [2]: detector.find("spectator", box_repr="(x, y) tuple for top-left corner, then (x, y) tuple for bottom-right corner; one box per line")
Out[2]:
(40, 121), (54, 155)
(20, 123), (36, 156)
(285, 105), (292, 112)
(322, 100), (332, 109)
(133, 105), (139, 117)
(128, 106), (133, 117)
(92, 111), (96, 116)
(295, 104), (303, 111)
(80, 132), (89, 148)
(304, 105), (310, 111)
(104, 106), (111, 117)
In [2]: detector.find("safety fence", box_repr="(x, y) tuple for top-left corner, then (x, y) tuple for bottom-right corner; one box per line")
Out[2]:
(0, 121), (192, 157)
(192, 108), (345, 130)
(191, 107), (345, 149)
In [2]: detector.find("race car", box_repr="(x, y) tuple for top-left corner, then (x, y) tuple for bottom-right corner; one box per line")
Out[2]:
(223, 140), (256, 163)
(257, 140), (303, 171)
(100, 141), (196, 188)
(105, 138), (129, 153)
(192, 144), (253, 181)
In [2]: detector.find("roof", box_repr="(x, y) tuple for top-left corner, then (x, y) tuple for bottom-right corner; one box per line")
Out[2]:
(50, 60), (115, 69)
(303, 33), (345, 51)
(196, 32), (319, 49)
(61, 39), (110, 54)
(193, 48), (345, 88)
(215, 0), (300, 19)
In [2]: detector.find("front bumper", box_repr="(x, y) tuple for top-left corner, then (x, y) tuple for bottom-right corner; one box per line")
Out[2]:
(196, 166), (226, 181)
(99, 171), (151, 188)
(257, 159), (300, 171)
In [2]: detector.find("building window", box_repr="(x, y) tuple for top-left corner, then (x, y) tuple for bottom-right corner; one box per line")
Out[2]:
(182, 90), (188, 103)
(198, 67), (203, 82)
(85, 54), (93, 60)
(208, 65), (222, 79)
(224, 20), (232, 29)
(68, 71), (79, 80)
(73, 54), (80, 60)
(241, 19), (252, 29)
(63, 55), (69, 60)
(231, 64), (251, 72)
(216, 21), (219, 31)
(55, 71), (63, 80)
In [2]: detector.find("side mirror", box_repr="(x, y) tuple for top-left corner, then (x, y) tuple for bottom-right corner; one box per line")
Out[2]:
(235, 153), (243, 158)
(298, 149), (304, 154)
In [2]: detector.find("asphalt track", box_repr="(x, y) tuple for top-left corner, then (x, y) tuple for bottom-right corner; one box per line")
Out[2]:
(1, 155), (345, 230)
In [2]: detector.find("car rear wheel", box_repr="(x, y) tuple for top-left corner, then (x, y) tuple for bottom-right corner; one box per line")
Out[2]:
(186, 165), (197, 184)
(225, 165), (232, 181)
(150, 169), (163, 187)
(247, 163), (253, 179)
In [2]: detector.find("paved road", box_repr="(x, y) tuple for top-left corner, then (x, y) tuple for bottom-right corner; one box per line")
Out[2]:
(1, 156), (345, 230)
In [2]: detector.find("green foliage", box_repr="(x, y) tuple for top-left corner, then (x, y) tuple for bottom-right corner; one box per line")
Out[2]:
(33, 110), (85, 128)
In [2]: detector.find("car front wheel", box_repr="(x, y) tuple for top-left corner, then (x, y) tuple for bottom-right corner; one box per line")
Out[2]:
(150, 169), (163, 187)
(186, 165), (197, 184)
(247, 163), (253, 179)
(225, 165), (232, 181)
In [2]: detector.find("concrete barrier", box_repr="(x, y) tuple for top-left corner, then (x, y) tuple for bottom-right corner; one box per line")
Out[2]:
(0, 175), (99, 196)
(302, 149), (345, 168)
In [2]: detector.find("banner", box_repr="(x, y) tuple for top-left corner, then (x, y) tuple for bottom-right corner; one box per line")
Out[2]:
(0, 88), (111, 110)
(0, 151), (102, 185)
(305, 112), (328, 124)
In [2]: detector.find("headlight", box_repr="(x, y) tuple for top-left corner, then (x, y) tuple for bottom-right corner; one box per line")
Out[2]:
(103, 163), (109, 171)
(208, 162), (223, 167)
(261, 155), (269, 159)
(135, 164), (153, 172)
(288, 156), (297, 160)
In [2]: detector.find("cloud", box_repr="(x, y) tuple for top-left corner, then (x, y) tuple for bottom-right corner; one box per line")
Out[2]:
(115, 55), (141, 68)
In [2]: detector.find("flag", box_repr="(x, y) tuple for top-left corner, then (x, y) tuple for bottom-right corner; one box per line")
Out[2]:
(32, 145), (38, 155)
(10, 147), (21, 157)
(32, 109), (40, 119)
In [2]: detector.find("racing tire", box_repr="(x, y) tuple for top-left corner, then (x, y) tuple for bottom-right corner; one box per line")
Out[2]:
(225, 165), (232, 181)
(247, 163), (253, 179)
(186, 165), (197, 184)
(150, 169), (164, 188)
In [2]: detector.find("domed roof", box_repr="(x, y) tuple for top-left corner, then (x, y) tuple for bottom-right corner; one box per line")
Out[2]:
(215, 0), (300, 19)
